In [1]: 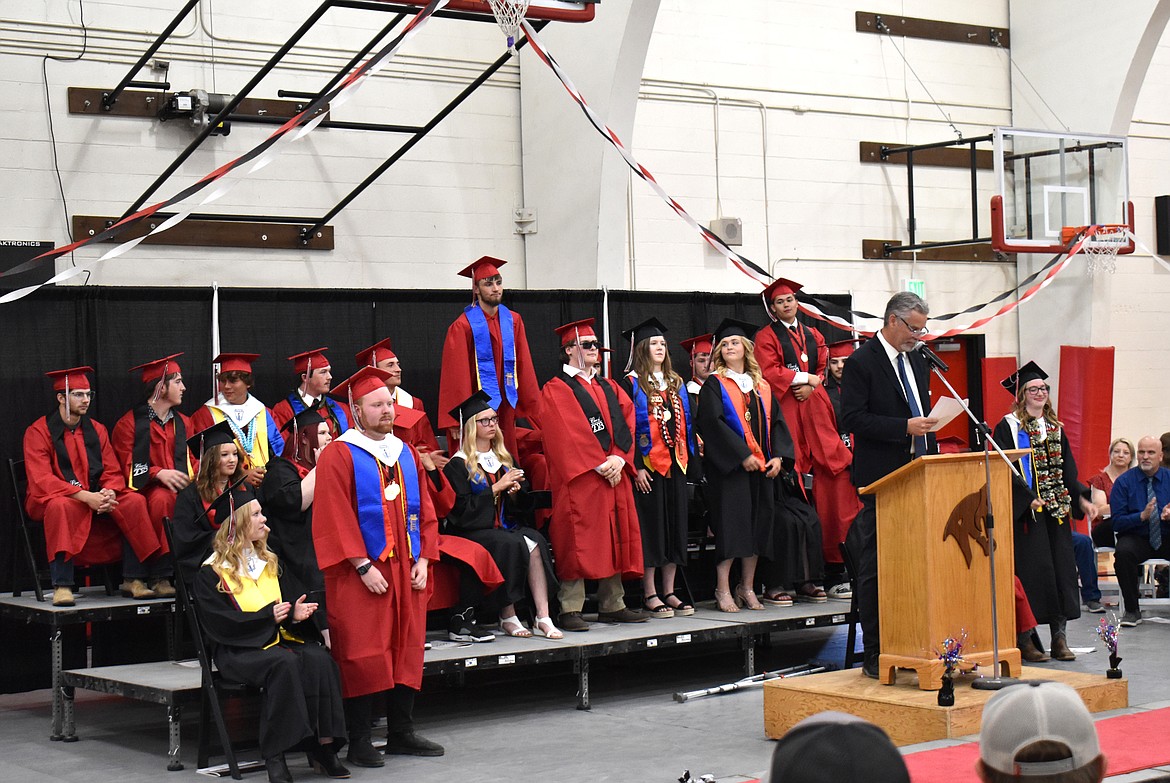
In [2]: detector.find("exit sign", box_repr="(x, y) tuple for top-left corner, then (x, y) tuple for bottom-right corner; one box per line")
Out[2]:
(904, 278), (925, 298)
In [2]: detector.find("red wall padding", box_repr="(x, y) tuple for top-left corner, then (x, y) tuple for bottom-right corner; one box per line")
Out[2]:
(1059, 345), (1115, 533)
(982, 356), (1018, 428)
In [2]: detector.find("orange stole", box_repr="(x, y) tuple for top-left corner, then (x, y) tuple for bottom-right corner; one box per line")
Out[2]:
(714, 374), (773, 463)
(645, 389), (689, 475)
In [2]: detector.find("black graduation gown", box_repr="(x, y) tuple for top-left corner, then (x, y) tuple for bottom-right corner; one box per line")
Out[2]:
(696, 376), (796, 561)
(261, 458), (327, 630)
(194, 564), (345, 758)
(992, 418), (1086, 624)
(442, 457), (557, 613)
(769, 471), (825, 586)
(172, 484), (219, 588)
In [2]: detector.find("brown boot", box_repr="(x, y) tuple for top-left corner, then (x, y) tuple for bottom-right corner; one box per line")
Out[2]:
(1051, 635), (1076, 661)
(1018, 632), (1049, 663)
(120, 579), (157, 600)
(53, 586), (75, 607)
(150, 578), (176, 598)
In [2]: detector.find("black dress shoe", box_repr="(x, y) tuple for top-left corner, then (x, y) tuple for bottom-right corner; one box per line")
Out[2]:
(862, 653), (879, 680)
(385, 730), (445, 757)
(345, 737), (384, 768)
(265, 753), (293, 783)
(308, 745), (351, 778)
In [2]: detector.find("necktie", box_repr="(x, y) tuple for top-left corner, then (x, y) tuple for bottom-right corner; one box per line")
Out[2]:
(897, 353), (928, 456)
(1149, 476), (1162, 549)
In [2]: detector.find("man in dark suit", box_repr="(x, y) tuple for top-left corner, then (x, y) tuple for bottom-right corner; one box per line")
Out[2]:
(841, 291), (938, 678)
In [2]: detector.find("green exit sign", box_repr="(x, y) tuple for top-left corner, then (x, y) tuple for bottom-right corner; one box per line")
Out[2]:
(904, 279), (925, 298)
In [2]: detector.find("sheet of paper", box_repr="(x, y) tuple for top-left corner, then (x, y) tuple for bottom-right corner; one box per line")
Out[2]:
(927, 397), (967, 431)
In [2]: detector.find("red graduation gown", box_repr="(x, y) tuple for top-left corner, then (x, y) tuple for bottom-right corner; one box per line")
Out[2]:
(111, 408), (194, 546)
(312, 437), (439, 697)
(437, 306), (542, 455)
(393, 405), (442, 457)
(23, 416), (160, 563)
(540, 373), (643, 581)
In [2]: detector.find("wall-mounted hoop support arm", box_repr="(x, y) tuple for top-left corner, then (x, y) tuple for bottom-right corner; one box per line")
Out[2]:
(101, 0), (201, 111)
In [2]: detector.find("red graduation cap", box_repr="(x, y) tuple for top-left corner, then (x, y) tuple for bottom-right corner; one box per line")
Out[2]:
(47, 366), (93, 392)
(554, 318), (597, 346)
(213, 352), (260, 374)
(130, 353), (183, 384)
(288, 347), (330, 375)
(458, 255), (507, 283)
(330, 366), (393, 404)
(828, 338), (864, 359)
(355, 338), (395, 368)
(762, 277), (803, 302)
(680, 333), (714, 356)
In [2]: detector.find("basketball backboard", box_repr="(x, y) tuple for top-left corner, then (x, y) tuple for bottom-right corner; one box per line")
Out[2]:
(384, 1), (596, 22)
(991, 127), (1132, 254)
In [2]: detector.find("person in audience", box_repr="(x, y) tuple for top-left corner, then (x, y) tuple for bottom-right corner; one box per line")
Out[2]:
(357, 338), (445, 462)
(271, 348), (350, 439)
(261, 409), (332, 639)
(172, 420), (248, 585)
(621, 318), (697, 618)
(438, 256), (542, 457)
(112, 353), (195, 599)
(977, 682), (1105, 783)
(992, 363), (1096, 660)
(1108, 435), (1170, 627)
(24, 366), (165, 605)
(769, 711), (910, 783)
(1088, 437), (1135, 546)
(191, 353), (284, 489)
(312, 366), (443, 766)
(541, 318), (645, 631)
(697, 318), (794, 613)
(442, 391), (560, 639)
(841, 291), (938, 678)
(195, 490), (348, 783)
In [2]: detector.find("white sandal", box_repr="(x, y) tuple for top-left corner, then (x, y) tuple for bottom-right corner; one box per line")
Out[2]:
(533, 616), (563, 640)
(500, 615), (532, 637)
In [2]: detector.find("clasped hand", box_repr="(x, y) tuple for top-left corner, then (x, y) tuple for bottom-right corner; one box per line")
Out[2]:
(273, 594), (317, 623)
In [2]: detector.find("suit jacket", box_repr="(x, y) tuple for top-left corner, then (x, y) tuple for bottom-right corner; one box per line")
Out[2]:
(840, 336), (937, 488)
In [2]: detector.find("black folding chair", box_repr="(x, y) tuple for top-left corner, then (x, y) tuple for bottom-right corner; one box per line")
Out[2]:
(839, 541), (862, 670)
(9, 458), (116, 601)
(162, 517), (252, 780)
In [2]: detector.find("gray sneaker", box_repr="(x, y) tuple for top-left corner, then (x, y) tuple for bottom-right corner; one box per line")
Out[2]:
(1120, 611), (1143, 627)
(1085, 600), (1105, 613)
(827, 583), (853, 600)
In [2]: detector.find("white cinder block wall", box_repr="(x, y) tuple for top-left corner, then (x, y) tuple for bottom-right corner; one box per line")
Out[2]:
(3, 0), (1170, 441)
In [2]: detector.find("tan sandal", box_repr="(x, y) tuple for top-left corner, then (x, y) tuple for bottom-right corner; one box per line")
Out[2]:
(736, 585), (765, 610)
(500, 615), (532, 637)
(714, 589), (740, 613)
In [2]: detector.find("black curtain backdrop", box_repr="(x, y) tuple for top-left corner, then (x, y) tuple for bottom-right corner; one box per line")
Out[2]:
(0, 285), (852, 592)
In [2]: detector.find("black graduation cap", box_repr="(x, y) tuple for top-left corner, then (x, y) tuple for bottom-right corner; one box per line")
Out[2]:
(280, 407), (325, 436)
(448, 389), (493, 431)
(190, 474), (256, 531)
(712, 318), (759, 347)
(1000, 360), (1048, 396)
(186, 419), (236, 458)
(620, 317), (668, 346)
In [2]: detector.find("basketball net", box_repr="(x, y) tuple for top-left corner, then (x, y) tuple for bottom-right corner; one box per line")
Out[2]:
(487, 0), (530, 53)
(1067, 225), (1130, 276)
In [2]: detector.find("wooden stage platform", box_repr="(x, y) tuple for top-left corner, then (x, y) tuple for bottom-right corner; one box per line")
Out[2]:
(763, 664), (1129, 746)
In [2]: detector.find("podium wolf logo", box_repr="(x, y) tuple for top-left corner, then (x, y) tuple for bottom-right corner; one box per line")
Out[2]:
(943, 488), (991, 568)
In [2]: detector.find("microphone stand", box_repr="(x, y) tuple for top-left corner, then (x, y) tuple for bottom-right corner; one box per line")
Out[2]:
(920, 349), (1024, 690)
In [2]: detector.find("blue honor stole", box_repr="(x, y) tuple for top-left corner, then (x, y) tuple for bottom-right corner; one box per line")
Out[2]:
(288, 394), (350, 432)
(1015, 426), (1034, 489)
(717, 379), (770, 460)
(630, 379), (697, 460)
(465, 303), (518, 409)
(470, 467), (513, 529)
(345, 442), (422, 562)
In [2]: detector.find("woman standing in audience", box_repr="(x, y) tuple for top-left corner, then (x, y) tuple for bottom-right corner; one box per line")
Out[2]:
(621, 317), (697, 618)
(195, 491), (348, 782)
(1088, 437), (1135, 547)
(697, 319), (794, 613)
(442, 391), (561, 639)
(261, 409), (332, 639)
(172, 420), (245, 584)
(992, 362), (1096, 663)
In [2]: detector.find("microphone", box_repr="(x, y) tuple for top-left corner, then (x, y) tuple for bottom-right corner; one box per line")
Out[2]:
(914, 341), (950, 372)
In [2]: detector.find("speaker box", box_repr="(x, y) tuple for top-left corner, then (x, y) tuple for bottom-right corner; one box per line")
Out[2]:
(1156, 195), (1170, 255)
(707, 217), (743, 247)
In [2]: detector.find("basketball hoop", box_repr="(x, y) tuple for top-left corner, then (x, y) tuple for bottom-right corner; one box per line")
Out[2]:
(486, 0), (530, 54)
(1060, 224), (1130, 275)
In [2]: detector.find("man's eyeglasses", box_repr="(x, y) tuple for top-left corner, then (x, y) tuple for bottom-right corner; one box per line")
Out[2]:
(1024, 384), (1050, 395)
(68, 391), (95, 400)
(475, 416), (500, 426)
(575, 341), (600, 350)
(896, 315), (929, 337)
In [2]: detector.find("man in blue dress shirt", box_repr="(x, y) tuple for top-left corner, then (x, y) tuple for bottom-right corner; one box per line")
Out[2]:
(1109, 435), (1170, 626)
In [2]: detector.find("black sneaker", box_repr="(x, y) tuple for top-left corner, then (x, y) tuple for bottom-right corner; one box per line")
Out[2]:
(385, 730), (445, 757)
(448, 608), (494, 643)
(1120, 611), (1143, 627)
(1085, 600), (1105, 613)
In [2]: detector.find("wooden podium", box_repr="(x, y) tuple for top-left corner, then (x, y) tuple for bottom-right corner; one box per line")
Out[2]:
(860, 450), (1027, 689)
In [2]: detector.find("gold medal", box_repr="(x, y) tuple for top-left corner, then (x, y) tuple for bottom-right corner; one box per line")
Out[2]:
(384, 483), (400, 501)
(744, 408), (752, 422)
(801, 352), (808, 363)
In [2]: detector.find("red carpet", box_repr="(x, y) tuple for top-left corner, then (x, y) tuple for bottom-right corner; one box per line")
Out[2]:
(904, 706), (1170, 782)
